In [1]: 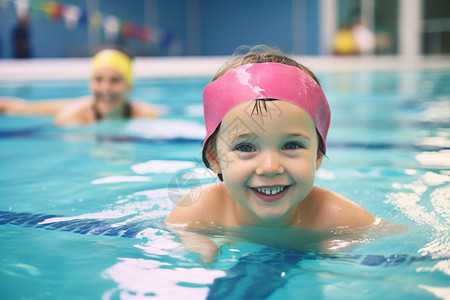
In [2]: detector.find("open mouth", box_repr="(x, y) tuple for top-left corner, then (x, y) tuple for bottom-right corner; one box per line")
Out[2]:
(251, 185), (290, 203)
(255, 186), (285, 195)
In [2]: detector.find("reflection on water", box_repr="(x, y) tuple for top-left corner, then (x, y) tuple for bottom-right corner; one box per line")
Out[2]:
(416, 151), (450, 168)
(1, 69), (449, 299)
(386, 172), (449, 277)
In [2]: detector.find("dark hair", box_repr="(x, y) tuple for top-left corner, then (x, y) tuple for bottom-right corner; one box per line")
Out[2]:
(202, 45), (325, 170)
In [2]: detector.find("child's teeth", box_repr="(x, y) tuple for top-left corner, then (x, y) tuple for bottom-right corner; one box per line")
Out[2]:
(256, 186), (285, 195)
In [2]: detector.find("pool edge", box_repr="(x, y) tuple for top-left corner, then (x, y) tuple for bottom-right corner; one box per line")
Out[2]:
(1, 55), (450, 82)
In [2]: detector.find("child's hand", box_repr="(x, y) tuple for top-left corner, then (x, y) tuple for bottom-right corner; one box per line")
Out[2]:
(171, 229), (221, 264)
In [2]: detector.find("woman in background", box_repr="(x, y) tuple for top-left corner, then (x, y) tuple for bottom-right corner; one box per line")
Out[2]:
(0, 47), (158, 126)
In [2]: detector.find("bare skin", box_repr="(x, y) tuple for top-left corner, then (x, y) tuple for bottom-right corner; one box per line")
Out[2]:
(167, 182), (377, 263)
(167, 183), (374, 229)
(0, 96), (72, 115)
(53, 96), (159, 126)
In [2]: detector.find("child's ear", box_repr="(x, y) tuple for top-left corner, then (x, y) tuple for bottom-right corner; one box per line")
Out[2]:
(315, 152), (324, 170)
(205, 146), (222, 174)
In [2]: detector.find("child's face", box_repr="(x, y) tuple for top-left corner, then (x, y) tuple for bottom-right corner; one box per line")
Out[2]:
(210, 100), (323, 225)
(90, 67), (130, 116)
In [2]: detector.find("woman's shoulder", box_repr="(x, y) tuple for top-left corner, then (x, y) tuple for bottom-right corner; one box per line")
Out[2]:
(301, 186), (375, 229)
(54, 97), (95, 126)
(130, 101), (159, 118)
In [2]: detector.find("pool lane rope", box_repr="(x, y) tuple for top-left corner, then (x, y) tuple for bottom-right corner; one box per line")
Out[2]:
(0, 210), (446, 267)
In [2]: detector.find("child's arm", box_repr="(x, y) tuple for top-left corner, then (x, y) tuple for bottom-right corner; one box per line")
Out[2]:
(166, 183), (225, 263)
(167, 227), (221, 263)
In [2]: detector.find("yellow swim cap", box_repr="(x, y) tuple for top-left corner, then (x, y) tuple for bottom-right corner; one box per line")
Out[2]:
(92, 49), (133, 86)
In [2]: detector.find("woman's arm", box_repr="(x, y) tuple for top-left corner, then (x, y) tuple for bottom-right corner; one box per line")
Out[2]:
(0, 96), (83, 115)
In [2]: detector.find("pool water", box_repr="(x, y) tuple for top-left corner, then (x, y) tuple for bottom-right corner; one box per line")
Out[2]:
(0, 69), (449, 299)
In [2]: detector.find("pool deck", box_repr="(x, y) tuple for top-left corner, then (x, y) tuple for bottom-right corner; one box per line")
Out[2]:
(0, 55), (450, 81)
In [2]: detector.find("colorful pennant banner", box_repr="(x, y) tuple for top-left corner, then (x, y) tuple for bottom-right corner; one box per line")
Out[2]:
(6, 0), (176, 49)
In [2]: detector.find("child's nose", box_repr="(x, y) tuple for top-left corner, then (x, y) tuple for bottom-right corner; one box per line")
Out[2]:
(255, 151), (284, 176)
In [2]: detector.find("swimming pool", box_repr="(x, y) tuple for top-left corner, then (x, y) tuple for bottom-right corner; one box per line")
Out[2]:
(0, 66), (449, 299)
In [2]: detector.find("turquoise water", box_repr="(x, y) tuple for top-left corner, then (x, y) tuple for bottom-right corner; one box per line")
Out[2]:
(0, 70), (449, 299)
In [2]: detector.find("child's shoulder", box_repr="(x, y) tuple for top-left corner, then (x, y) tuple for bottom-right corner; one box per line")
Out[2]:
(300, 186), (375, 229)
(165, 182), (232, 227)
(182, 182), (227, 206)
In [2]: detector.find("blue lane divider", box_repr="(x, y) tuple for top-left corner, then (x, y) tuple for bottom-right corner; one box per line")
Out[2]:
(205, 247), (442, 300)
(0, 210), (166, 238)
(0, 210), (446, 268)
(0, 126), (47, 138)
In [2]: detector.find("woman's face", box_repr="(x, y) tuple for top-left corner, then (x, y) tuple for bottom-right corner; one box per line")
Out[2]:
(90, 67), (130, 117)
(209, 100), (323, 226)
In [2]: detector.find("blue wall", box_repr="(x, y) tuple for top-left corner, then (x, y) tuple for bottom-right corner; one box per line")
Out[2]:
(0, 0), (320, 58)
(199, 0), (320, 56)
(200, 0), (293, 55)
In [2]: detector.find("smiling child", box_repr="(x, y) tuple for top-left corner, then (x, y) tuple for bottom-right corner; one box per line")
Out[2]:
(165, 46), (375, 260)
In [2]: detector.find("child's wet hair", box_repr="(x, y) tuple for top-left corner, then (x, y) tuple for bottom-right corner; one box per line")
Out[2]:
(213, 45), (321, 86)
(203, 45), (325, 170)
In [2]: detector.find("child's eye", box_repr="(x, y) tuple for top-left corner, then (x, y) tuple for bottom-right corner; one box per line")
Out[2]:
(235, 143), (255, 152)
(282, 142), (302, 150)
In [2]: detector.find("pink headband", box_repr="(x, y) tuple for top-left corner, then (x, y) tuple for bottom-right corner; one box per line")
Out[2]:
(202, 62), (331, 153)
